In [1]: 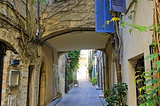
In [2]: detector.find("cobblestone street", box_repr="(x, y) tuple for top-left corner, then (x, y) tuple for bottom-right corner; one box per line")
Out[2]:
(55, 80), (103, 106)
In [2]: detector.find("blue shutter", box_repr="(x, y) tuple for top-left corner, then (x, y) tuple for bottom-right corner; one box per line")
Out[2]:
(95, 0), (115, 33)
(110, 0), (126, 13)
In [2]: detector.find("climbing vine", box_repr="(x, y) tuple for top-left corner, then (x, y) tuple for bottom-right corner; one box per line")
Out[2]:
(66, 50), (80, 86)
(68, 50), (80, 71)
(88, 55), (93, 80)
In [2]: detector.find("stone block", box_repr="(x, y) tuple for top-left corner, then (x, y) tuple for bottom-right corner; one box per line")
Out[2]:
(2, 73), (7, 81)
(2, 89), (6, 94)
(2, 83), (7, 89)
(1, 93), (7, 97)
(22, 71), (28, 78)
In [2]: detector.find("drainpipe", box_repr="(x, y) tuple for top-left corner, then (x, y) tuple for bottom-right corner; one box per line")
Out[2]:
(65, 54), (67, 93)
(0, 42), (6, 106)
(37, 0), (42, 44)
(102, 52), (106, 97)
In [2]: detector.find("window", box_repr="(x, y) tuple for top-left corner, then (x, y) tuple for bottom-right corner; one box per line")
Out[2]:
(135, 57), (145, 105)
(9, 70), (20, 86)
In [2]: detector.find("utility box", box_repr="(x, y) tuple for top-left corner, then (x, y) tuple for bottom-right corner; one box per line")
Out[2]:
(9, 70), (20, 87)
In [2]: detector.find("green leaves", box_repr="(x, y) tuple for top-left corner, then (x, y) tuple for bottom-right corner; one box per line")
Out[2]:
(91, 77), (97, 85)
(128, 10), (136, 20)
(68, 50), (80, 70)
(130, 0), (137, 5)
(105, 82), (128, 106)
(120, 22), (148, 34)
(135, 60), (160, 106)
(66, 50), (80, 85)
(144, 53), (160, 61)
(149, 42), (157, 46)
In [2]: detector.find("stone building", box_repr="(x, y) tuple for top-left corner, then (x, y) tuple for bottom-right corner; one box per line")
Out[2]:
(0, 0), (59, 106)
(0, 0), (156, 106)
(120, 1), (153, 105)
(101, 0), (156, 106)
(0, 0), (108, 106)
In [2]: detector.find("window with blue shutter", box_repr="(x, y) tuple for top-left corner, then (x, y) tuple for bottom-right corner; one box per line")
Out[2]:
(110, 0), (126, 13)
(95, 0), (115, 33)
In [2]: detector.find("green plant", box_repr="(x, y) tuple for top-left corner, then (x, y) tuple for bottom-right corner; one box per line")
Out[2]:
(88, 51), (93, 80)
(67, 71), (74, 85)
(68, 50), (80, 71)
(58, 75), (60, 84)
(134, 54), (160, 106)
(91, 77), (97, 85)
(66, 50), (80, 87)
(105, 82), (128, 106)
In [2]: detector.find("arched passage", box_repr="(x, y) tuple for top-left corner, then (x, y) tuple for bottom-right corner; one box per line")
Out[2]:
(38, 61), (46, 106)
(42, 28), (111, 52)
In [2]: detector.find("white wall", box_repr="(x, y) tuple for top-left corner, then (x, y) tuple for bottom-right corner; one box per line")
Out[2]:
(121, 1), (153, 105)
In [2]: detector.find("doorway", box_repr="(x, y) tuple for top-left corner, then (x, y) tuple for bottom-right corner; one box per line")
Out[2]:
(38, 62), (46, 106)
(0, 42), (6, 106)
(27, 65), (34, 106)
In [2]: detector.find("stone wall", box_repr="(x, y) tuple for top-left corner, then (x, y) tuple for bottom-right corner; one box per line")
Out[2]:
(41, 0), (95, 39)
(0, 0), (58, 106)
(0, 0), (97, 105)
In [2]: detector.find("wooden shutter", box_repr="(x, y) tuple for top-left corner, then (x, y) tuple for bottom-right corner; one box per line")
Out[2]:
(95, 0), (115, 33)
(110, 0), (126, 13)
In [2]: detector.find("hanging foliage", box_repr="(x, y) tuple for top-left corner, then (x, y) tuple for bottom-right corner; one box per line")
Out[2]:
(68, 50), (81, 71)
(66, 50), (80, 86)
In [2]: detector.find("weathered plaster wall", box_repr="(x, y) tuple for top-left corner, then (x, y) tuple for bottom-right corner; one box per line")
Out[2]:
(0, 1), (58, 106)
(58, 55), (65, 96)
(121, 1), (153, 105)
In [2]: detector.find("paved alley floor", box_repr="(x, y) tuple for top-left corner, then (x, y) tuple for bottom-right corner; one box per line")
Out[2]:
(55, 80), (103, 106)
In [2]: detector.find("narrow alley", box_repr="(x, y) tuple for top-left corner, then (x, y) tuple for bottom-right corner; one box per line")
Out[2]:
(49, 79), (103, 106)
(1, 0), (160, 106)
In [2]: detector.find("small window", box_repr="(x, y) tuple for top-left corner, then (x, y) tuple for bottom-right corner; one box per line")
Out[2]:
(9, 70), (20, 87)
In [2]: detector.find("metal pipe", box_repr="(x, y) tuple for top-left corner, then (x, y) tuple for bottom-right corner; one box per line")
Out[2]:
(65, 54), (68, 93)
(38, 0), (42, 44)
(102, 52), (106, 98)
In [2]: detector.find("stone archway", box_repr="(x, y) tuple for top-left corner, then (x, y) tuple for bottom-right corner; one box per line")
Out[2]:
(38, 61), (46, 106)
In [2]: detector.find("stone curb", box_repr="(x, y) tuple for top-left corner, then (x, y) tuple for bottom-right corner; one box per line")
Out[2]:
(94, 85), (109, 106)
(46, 98), (62, 106)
